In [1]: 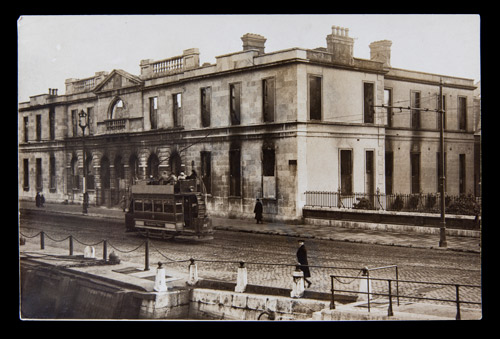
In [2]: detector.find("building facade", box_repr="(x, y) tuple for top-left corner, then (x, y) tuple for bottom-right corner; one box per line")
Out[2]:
(18, 27), (480, 222)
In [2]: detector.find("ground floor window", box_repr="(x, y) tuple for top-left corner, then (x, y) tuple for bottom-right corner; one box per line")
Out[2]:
(340, 150), (353, 195)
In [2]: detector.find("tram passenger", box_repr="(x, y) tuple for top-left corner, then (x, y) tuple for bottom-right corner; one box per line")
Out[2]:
(178, 172), (187, 180)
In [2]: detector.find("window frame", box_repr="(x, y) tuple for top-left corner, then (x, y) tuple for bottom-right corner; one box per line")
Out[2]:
(308, 75), (322, 121)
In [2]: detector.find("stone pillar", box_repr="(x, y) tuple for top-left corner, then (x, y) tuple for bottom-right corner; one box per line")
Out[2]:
(154, 262), (168, 292)
(187, 259), (199, 286)
(290, 266), (305, 298)
(358, 267), (372, 300)
(235, 262), (248, 293)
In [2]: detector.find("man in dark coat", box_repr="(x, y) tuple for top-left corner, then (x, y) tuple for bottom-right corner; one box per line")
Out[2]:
(254, 198), (263, 224)
(296, 240), (312, 288)
(35, 192), (41, 208)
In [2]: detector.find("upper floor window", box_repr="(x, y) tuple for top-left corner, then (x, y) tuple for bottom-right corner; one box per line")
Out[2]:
(363, 82), (374, 124)
(149, 97), (158, 129)
(173, 93), (182, 127)
(458, 96), (467, 131)
(24, 117), (29, 142)
(36, 115), (41, 141)
(263, 78), (275, 123)
(201, 87), (211, 127)
(411, 91), (421, 129)
(110, 99), (125, 120)
(71, 109), (78, 136)
(384, 88), (393, 127)
(230, 83), (241, 125)
(309, 76), (322, 121)
(49, 107), (55, 140)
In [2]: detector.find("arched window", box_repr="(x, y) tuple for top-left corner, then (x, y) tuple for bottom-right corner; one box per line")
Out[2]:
(169, 151), (182, 176)
(147, 153), (160, 179)
(109, 98), (125, 120)
(100, 156), (111, 189)
(129, 154), (140, 184)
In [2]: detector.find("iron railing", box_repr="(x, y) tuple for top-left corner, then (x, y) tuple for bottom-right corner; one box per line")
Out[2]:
(305, 190), (481, 216)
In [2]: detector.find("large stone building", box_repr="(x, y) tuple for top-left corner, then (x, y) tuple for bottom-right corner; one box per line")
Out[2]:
(18, 26), (480, 222)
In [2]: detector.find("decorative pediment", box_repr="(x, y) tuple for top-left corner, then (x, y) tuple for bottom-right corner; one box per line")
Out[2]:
(93, 69), (143, 94)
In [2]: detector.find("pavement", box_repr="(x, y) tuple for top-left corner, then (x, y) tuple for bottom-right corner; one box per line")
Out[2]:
(18, 200), (481, 253)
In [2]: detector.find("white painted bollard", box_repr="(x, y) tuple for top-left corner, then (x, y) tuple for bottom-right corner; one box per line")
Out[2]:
(290, 266), (305, 298)
(84, 246), (95, 258)
(235, 262), (248, 293)
(154, 262), (168, 292)
(358, 267), (372, 301)
(187, 259), (198, 286)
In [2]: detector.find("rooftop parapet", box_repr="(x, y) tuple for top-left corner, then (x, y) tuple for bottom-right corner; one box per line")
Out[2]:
(65, 71), (109, 95)
(140, 48), (200, 79)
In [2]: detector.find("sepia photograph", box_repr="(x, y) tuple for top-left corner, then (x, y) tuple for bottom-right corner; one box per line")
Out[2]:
(18, 14), (481, 321)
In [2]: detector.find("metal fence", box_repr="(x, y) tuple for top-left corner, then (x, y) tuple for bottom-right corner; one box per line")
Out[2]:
(304, 190), (481, 216)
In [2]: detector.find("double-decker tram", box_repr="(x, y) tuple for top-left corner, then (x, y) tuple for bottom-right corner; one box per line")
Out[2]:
(125, 178), (213, 240)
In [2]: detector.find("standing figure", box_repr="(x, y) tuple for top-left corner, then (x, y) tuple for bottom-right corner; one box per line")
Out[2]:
(296, 240), (312, 288)
(40, 193), (45, 207)
(35, 192), (41, 208)
(254, 198), (263, 224)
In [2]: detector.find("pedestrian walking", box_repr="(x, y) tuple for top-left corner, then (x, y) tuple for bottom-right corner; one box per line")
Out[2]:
(296, 240), (312, 288)
(40, 193), (45, 207)
(254, 198), (263, 224)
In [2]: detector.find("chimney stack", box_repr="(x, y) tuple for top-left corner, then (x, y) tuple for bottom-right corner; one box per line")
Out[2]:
(241, 33), (266, 55)
(326, 25), (354, 65)
(369, 40), (392, 68)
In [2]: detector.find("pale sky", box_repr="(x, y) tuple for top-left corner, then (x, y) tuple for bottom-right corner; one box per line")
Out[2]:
(17, 14), (481, 103)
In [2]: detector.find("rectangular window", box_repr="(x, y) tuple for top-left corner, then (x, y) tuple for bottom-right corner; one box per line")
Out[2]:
(230, 83), (241, 125)
(87, 107), (93, 135)
(36, 115), (41, 141)
(23, 159), (29, 191)
(365, 150), (374, 196)
(173, 93), (182, 127)
(36, 158), (42, 191)
(340, 150), (353, 195)
(49, 107), (55, 140)
(229, 147), (241, 197)
(458, 97), (467, 130)
(384, 88), (392, 127)
(263, 78), (275, 122)
(262, 148), (276, 199)
(201, 87), (211, 127)
(437, 95), (446, 130)
(24, 117), (29, 142)
(411, 153), (421, 194)
(459, 154), (466, 194)
(149, 97), (158, 129)
(385, 152), (393, 195)
(201, 151), (212, 194)
(71, 109), (78, 136)
(309, 76), (322, 121)
(437, 152), (447, 193)
(363, 82), (374, 124)
(411, 91), (421, 129)
(49, 156), (56, 191)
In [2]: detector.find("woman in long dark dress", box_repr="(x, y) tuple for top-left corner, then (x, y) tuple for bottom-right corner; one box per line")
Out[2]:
(254, 198), (263, 224)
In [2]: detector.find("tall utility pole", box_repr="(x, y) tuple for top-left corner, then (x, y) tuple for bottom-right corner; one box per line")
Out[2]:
(438, 78), (447, 248)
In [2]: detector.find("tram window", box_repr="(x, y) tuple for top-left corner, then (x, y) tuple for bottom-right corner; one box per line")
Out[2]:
(164, 203), (174, 214)
(154, 200), (163, 213)
(144, 200), (152, 212)
(134, 199), (143, 211)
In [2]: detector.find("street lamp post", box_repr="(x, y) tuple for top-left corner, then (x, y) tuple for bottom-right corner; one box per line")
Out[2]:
(79, 110), (89, 214)
(438, 79), (447, 248)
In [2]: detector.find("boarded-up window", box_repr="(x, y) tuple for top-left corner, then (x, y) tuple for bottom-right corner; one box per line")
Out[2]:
(36, 115), (41, 141)
(49, 155), (56, 191)
(230, 83), (241, 125)
(459, 154), (466, 194)
(309, 76), (322, 121)
(36, 158), (42, 191)
(385, 152), (393, 195)
(263, 78), (275, 122)
(340, 150), (352, 195)
(23, 159), (29, 191)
